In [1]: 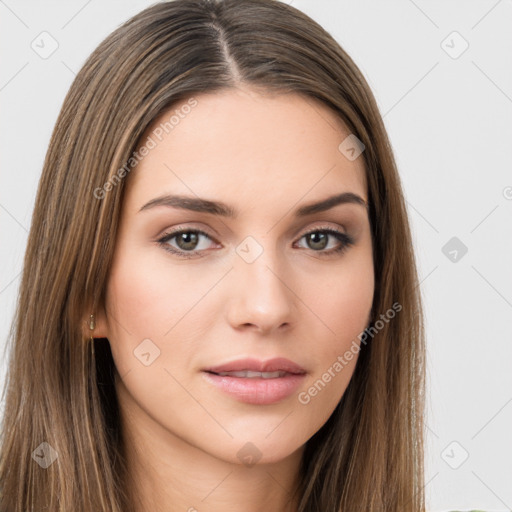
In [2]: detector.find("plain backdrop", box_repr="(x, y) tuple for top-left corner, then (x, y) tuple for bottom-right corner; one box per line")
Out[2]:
(1, 1), (511, 510)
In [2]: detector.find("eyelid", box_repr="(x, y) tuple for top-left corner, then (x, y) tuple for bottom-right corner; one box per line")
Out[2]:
(157, 221), (347, 240)
(156, 224), (218, 242)
(157, 226), (219, 247)
(299, 223), (346, 237)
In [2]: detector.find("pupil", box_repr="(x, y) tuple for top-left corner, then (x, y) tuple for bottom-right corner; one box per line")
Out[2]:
(178, 232), (198, 250)
(309, 232), (327, 250)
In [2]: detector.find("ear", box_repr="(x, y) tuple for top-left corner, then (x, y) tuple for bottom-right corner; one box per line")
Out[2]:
(81, 304), (110, 340)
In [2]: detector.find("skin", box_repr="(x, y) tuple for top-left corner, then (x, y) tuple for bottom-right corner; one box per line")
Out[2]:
(90, 86), (374, 512)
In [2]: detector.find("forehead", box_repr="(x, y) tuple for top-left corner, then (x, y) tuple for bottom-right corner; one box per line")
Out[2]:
(124, 87), (367, 214)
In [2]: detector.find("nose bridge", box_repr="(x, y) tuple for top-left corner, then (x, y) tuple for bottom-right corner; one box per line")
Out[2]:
(234, 234), (284, 284)
(228, 234), (295, 330)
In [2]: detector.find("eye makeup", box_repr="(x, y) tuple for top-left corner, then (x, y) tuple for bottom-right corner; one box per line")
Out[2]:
(156, 224), (355, 260)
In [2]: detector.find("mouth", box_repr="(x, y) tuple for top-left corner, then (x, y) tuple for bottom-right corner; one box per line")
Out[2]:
(205, 370), (293, 378)
(201, 357), (307, 405)
(202, 356), (306, 375)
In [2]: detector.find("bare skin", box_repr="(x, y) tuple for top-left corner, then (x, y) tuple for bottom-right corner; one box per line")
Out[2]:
(90, 86), (374, 512)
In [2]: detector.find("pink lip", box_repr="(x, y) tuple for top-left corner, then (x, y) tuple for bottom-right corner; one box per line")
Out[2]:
(201, 357), (307, 405)
(203, 357), (306, 375)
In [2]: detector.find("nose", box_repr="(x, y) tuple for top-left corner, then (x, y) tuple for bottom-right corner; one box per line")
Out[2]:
(225, 243), (297, 335)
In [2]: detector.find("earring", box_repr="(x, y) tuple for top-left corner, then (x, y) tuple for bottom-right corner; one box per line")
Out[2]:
(89, 314), (96, 358)
(89, 314), (95, 342)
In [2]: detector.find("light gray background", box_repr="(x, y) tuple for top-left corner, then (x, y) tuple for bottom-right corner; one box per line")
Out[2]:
(1, 1), (511, 510)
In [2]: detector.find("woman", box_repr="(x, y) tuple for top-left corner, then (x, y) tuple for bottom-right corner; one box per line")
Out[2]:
(0, 0), (426, 510)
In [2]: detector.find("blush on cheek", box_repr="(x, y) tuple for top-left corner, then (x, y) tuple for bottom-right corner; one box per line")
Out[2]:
(107, 253), (173, 334)
(320, 272), (373, 330)
(107, 251), (221, 354)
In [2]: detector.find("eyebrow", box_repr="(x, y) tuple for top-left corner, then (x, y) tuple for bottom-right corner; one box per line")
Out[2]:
(138, 191), (368, 217)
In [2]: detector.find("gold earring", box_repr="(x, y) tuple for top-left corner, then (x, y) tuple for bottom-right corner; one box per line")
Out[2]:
(89, 314), (95, 342)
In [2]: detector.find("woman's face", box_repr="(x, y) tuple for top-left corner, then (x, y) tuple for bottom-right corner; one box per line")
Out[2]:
(97, 87), (374, 466)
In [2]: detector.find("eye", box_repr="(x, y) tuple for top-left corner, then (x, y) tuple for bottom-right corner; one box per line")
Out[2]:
(294, 227), (354, 256)
(157, 226), (354, 259)
(157, 228), (218, 259)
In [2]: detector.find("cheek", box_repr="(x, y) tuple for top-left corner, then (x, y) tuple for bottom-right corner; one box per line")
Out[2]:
(103, 249), (182, 376)
(303, 251), (374, 347)
(105, 266), (165, 340)
(330, 268), (374, 340)
(103, 245), (224, 381)
(105, 248), (201, 339)
(296, 251), (373, 414)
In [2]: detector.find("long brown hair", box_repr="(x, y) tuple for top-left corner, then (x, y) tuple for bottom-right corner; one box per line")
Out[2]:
(0, 0), (425, 510)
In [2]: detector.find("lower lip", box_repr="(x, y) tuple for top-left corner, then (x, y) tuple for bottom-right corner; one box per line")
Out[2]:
(201, 371), (306, 405)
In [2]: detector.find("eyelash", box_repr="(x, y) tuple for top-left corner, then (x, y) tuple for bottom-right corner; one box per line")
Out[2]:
(157, 225), (354, 260)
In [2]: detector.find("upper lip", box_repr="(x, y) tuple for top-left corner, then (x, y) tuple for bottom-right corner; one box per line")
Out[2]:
(203, 357), (306, 375)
